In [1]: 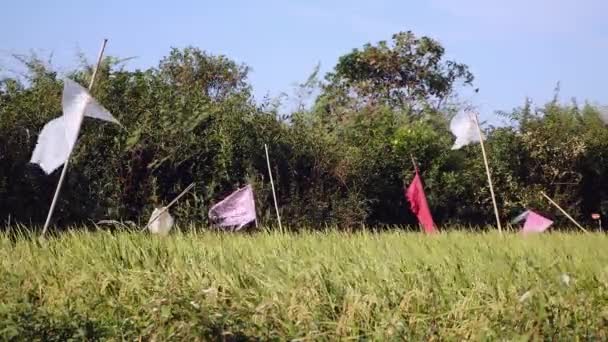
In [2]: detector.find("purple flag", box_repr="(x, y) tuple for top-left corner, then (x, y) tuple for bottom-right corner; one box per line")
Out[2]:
(521, 211), (553, 234)
(209, 184), (256, 230)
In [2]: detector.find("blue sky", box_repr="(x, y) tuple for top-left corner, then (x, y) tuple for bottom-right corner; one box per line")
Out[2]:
(2, 0), (607, 124)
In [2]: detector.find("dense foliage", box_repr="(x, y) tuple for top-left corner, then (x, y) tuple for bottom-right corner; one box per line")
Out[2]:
(1, 31), (607, 230)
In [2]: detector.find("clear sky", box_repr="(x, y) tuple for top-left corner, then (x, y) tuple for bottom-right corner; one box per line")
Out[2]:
(2, 0), (607, 124)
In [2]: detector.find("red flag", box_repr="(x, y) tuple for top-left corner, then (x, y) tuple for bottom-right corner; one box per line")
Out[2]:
(405, 171), (436, 233)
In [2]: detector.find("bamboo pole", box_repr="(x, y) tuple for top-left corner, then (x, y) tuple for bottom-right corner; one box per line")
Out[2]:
(41, 39), (108, 236)
(264, 144), (283, 231)
(541, 191), (588, 233)
(472, 112), (502, 234)
(410, 153), (419, 173)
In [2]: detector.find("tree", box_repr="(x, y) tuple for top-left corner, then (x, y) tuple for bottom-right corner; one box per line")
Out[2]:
(319, 31), (474, 115)
(158, 47), (251, 102)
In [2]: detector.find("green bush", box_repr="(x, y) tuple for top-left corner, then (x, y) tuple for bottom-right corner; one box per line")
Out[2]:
(1, 38), (607, 230)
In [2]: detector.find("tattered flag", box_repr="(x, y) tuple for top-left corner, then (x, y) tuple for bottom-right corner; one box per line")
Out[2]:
(209, 184), (256, 231)
(405, 171), (436, 233)
(30, 79), (120, 174)
(450, 111), (482, 150)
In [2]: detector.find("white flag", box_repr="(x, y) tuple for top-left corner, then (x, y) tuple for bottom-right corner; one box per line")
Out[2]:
(209, 185), (256, 231)
(450, 111), (483, 150)
(63, 79), (119, 124)
(30, 79), (121, 174)
(30, 117), (72, 175)
(147, 207), (175, 236)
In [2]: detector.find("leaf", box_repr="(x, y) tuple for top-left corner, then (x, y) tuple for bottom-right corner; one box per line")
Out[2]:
(125, 127), (142, 150)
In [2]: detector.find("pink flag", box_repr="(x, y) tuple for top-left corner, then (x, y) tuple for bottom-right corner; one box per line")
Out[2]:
(209, 184), (256, 231)
(522, 211), (553, 233)
(405, 171), (436, 233)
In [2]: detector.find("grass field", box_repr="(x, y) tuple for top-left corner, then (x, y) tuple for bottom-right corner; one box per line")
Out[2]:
(0, 229), (607, 340)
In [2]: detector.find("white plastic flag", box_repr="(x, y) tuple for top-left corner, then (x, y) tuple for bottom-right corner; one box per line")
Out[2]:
(147, 207), (175, 236)
(30, 79), (120, 174)
(30, 117), (72, 175)
(63, 79), (119, 125)
(450, 111), (483, 150)
(450, 110), (503, 233)
(209, 184), (256, 231)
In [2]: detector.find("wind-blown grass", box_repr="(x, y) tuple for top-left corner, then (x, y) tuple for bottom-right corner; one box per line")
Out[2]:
(0, 229), (607, 340)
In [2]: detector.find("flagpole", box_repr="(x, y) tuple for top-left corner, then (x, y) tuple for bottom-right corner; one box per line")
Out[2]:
(41, 39), (108, 236)
(410, 153), (419, 173)
(264, 144), (283, 232)
(252, 184), (259, 229)
(541, 191), (588, 233)
(251, 184), (259, 228)
(472, 112), (502, 234)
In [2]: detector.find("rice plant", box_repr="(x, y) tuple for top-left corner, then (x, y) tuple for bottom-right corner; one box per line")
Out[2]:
(0, 228), (607, 340)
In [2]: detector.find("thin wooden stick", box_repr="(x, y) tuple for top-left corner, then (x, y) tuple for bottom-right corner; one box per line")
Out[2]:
(472, 112), (502, 234)
(143, 183), (195, 230)
(541, 191), (588, 233)
(41, 39), (108, 236)
(252, 186), (259, 228)
(410, 153), (419, 173)
(265, 144), (283, 231)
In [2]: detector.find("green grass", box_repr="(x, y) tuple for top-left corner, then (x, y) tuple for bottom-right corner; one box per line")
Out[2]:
(1, 229), (607, 340)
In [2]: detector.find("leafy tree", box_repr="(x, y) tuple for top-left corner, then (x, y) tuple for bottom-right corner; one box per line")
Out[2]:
(318, 31), (474, 117)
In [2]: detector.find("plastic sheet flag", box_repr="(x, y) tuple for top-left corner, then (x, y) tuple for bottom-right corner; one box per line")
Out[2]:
(521, 211), (553, 234)
(63, 79), (119, 125)
(405, 171), (436, 234)
(450, 111), (482, 150)
(209, 185), (256, 231)
(30, 117), (72, 175)
(147, 207), (174, 236)
(30, 79), (121, 174)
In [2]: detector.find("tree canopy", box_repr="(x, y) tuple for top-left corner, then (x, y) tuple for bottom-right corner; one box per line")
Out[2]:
(319, 31), (474, 116)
